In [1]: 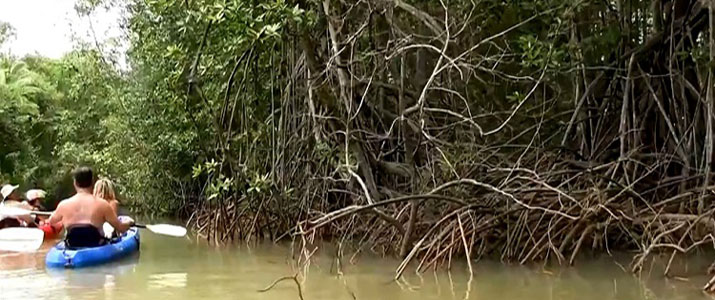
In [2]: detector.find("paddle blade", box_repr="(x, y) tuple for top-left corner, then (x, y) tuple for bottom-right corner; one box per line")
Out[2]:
(145, 224), (187, 237)
(0, 228), (44, 252)
(0, 206), (52, 218)
(0, 206), (32, 218)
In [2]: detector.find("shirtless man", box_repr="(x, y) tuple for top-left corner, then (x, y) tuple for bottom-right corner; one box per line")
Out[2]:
(44, 167), (133, 248)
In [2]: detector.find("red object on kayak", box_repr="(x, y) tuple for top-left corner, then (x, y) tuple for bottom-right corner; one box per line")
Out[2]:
(39, 223), (62, 239)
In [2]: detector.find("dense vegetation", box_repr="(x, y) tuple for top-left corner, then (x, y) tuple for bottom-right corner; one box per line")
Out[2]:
(4, 0), (715, 275)
(0, 27), (128, 203)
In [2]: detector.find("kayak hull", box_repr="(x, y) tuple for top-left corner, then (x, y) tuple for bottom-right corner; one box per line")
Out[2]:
(45, 227), (140, 268)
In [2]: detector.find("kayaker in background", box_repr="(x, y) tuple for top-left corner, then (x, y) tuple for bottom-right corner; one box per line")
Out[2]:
(27, 189), (63, 239)
(42, 167), (134, 248)
(25, 189), (47, 210)
(0, 184), (36, 228)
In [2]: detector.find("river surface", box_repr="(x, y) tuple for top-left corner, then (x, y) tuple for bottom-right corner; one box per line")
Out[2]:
(1, 226), (715, 300)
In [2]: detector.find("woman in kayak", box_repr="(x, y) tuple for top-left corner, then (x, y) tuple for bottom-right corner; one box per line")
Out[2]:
(94, 178), (122, 239)
(94, 179), (119, 215)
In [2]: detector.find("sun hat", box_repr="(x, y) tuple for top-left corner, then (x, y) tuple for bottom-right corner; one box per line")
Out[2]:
(1, 184), (19, 200)
(26, 189), (46, 201)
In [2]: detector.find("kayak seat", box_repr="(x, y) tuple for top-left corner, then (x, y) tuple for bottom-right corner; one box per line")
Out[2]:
(64, 224), (108, 249)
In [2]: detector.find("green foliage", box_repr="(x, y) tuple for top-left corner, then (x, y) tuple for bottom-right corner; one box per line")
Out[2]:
(0, 22), (14, 46)
(0, 58), (55, 184)
(5, 0), (699, 224)
(114, 0), (310, 211)
(247, 172), (270, 195)
(0, 50), (132, 201)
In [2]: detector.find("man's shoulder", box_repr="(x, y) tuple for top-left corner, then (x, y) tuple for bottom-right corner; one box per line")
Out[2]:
(57, 195), (78, 207)
(59, 195), (77, 203)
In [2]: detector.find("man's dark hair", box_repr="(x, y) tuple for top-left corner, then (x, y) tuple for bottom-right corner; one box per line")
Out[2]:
(72, 166), (94, 188)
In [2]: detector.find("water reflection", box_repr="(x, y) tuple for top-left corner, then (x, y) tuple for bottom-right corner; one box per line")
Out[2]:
(45, 252), (139, 289)
(147, 272), (188, 289)
(0, 251), (41, 270)
(1, 232), (715, 300)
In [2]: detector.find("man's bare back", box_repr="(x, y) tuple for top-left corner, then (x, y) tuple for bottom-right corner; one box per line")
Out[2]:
(50, 192), (127, 231)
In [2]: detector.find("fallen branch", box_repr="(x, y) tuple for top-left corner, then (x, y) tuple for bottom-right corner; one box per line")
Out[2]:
(258, 274), (305, 300)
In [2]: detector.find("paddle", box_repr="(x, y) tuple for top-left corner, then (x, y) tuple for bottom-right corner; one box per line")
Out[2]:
(133, 224), (187, 237)
(1, 206), (187, 238)
(0, 206), (52, 219)
(0, 227), (44, 252)
(104, 222), (187, 238)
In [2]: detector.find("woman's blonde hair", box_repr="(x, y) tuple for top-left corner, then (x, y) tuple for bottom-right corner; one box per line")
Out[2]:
(94, 178), (117, 202)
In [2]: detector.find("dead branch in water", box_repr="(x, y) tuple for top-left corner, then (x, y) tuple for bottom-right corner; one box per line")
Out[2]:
(258, 274), (305, 300)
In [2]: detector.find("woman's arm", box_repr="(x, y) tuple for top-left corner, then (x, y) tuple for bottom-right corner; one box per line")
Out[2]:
(104, 202), (132, 233)
(109, 200), (119, 215)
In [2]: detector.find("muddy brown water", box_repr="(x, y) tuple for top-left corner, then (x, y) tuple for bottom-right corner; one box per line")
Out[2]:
(1, 228), (715, 300)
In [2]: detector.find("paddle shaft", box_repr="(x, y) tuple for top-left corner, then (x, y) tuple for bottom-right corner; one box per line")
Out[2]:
(132, 223), (187, 237)
(0, 207), (53, 217)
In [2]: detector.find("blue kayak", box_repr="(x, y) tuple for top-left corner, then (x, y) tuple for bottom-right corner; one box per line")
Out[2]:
(45, 227), (140, 268)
